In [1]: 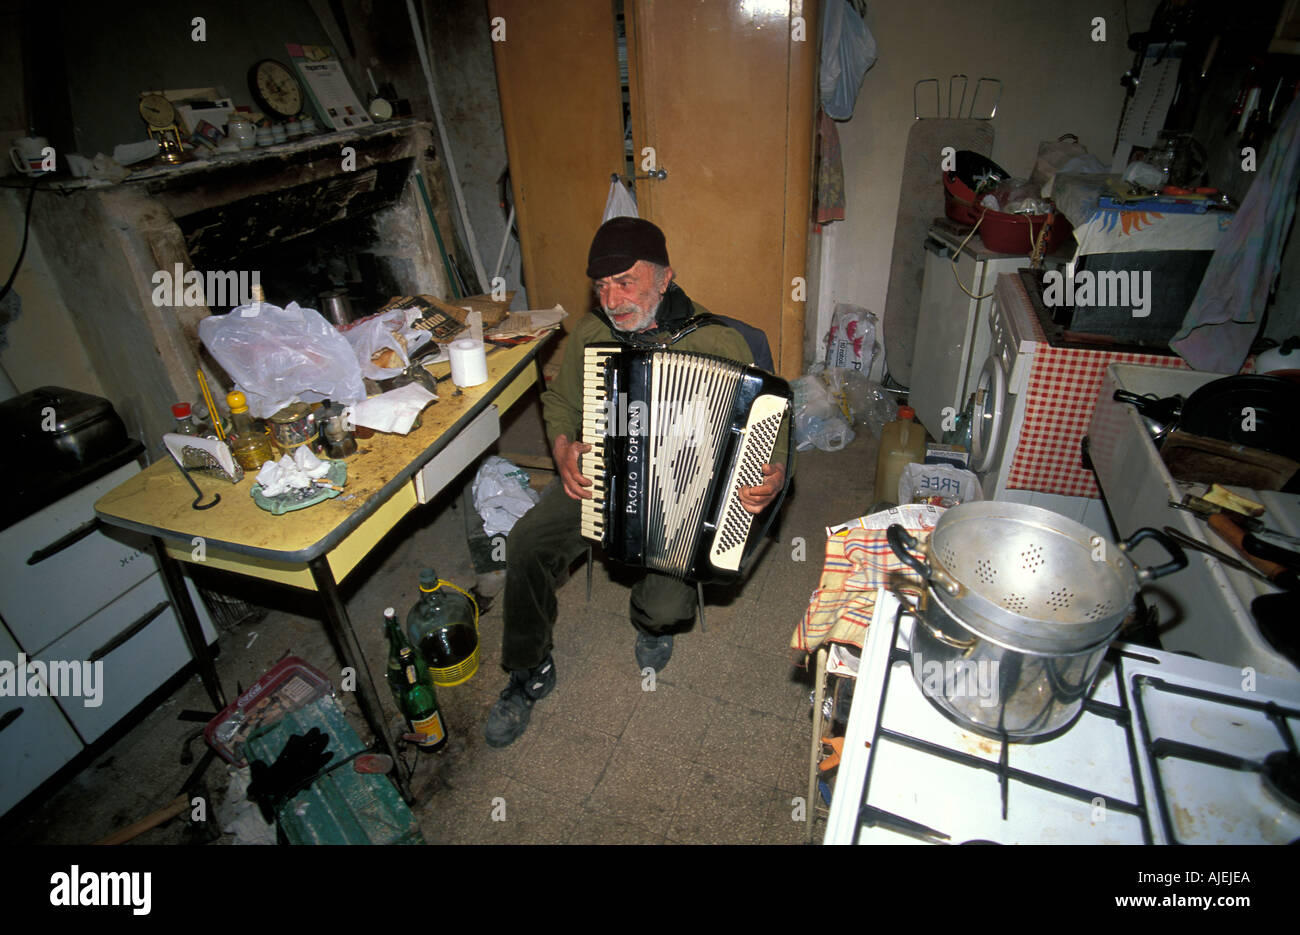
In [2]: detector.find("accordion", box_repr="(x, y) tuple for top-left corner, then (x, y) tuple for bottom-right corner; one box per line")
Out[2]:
(579, 343), (792, 583)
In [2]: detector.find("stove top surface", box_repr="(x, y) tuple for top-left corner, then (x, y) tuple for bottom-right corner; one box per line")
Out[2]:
(827, 591), (1300, 845)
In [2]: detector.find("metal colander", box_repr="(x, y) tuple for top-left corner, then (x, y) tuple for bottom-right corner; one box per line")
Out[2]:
(891, 501), (1187, 654)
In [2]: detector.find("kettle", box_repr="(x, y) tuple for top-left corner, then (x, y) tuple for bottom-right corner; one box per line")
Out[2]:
(1256, 336), (1300, 375)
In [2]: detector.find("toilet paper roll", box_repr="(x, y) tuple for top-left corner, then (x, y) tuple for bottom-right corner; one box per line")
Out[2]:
(449, 337), (488, 387)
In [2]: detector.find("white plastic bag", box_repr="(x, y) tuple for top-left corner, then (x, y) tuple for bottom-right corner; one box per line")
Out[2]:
(472, 456), (541, 537)
(823, 366), (893, 436)
(198, 300), (367, 419)
(341, 308), (432, 380)
(819, 0), (877, 120)
(602, 178), (639, 222)
(824, 303), (880, 373)
(792, 372), (855, 452)
(898, 463), (984, 506)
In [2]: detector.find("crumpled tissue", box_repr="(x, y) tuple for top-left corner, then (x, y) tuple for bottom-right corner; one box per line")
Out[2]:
(350, 383), (437, 434)
(254, 447), (331, 496)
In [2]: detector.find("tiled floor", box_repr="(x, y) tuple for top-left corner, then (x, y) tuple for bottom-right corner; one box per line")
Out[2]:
(6, 405), (881, 846)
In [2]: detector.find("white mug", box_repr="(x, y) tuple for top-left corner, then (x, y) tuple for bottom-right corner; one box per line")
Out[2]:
(9, 136), (52, 176)
(226, 119), (256, 150)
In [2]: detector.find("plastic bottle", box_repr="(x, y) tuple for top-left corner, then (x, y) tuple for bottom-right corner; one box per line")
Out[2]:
(171, 402), (199, 437)
(170, 402), (206, 468)
(225, 390), (275, 472)
(406, 568), (479, 687)
(874, 405), (927, 506)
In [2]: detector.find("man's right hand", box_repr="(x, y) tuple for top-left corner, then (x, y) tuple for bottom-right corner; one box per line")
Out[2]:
(553, 434), (593, 500)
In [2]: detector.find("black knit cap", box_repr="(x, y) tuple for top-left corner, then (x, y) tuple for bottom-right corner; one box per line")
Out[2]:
(586, 217), (670, 278)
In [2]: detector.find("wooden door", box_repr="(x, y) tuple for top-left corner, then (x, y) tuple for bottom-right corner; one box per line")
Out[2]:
(626, 0), (817, 378)
(487, 0), (626, 330)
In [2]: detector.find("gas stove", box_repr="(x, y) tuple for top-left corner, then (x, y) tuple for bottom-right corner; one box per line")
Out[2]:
(824, 590), (1300, 845)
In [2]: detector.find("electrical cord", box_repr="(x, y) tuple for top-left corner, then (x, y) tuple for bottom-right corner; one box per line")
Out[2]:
(0, 178), (40, 304)
(948, 200), (1054, 300)
(948, 207), (995, 300)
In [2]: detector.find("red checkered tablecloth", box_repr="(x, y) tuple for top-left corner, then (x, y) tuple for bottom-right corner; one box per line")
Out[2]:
(1005, 345), (1188, 497)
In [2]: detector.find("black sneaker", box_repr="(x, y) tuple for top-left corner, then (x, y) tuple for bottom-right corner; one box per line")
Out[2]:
(484, 656), (556, 748)
(634, 633), (674, 672)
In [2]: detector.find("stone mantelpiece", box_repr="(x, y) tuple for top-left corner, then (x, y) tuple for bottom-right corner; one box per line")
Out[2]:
(25, 120), (454, 450)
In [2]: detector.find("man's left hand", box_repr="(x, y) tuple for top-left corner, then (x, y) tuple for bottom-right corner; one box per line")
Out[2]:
(738, 462), (786, 515)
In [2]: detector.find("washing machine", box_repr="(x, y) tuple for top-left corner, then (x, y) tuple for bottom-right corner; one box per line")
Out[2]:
(910, 223), (1067, 441)
(967, 273), (1111, 536)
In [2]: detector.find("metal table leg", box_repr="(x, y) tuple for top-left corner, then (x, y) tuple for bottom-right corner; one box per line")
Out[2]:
(151, 537), (226, 709)
(807, 643), (828, 844)
(308, 556), (413, 804)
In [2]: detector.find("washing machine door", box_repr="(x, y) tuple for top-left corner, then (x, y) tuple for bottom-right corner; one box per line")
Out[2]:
(970, 353), (1007, 474)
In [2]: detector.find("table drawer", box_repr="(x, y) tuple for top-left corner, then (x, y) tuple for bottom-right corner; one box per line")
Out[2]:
(33, 570), (214, 744)
(0, 622), (83, 817)
(413, 404), (501, 504)
(0, 461), (154, 652)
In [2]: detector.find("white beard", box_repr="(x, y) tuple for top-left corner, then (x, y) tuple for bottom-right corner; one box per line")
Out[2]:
(606, 296), (661, 333)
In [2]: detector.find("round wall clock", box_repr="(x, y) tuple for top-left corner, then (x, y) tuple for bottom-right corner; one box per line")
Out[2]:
(138, 93), (176, 129)
(248, 59), (304, 119)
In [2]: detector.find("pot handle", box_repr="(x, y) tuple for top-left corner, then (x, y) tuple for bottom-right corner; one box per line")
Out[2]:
(895, 589), (978, 651)
(1112, 389), (1157, 412)
(888, 524), (930, 578)
(888, 524), (962, 595)
(1120, 527), (1189, 581)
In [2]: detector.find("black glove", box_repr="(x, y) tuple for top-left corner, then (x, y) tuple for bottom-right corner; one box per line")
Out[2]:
(247, 727), (334, 824)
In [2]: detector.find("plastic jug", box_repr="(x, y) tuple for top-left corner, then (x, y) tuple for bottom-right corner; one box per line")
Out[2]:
(874, 405), (927, 505)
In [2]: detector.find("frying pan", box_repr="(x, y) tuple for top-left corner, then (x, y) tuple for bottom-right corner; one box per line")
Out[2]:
(1114, 374), (1300, 462)
(1252, 591), (1300, 669)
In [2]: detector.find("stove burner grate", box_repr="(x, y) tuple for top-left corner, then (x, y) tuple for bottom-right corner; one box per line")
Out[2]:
(853, 613), (1154, 843)
(1133, 675), (1300, 843)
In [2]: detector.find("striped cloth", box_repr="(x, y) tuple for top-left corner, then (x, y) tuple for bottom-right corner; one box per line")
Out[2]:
(791, 506), (942, 658)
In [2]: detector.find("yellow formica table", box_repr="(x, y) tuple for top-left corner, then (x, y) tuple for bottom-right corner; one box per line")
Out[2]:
(94, 339), (549, 799)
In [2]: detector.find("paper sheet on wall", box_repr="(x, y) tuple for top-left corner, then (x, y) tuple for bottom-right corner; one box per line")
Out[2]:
(286, 43), (373, 131)
(1112, 42), (1184, 170)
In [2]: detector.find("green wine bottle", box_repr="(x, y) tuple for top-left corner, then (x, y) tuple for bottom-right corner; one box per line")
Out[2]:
(399, 645), (447, 752)
(382, 607), (413, 706)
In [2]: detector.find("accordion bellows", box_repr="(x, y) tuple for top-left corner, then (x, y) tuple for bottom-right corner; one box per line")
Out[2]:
(580, 343), (791, 583)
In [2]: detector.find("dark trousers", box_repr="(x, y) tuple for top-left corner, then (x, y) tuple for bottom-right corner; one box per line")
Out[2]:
(500, 481), (698, 671)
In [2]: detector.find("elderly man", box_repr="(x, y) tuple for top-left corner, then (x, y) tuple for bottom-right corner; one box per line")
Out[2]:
(485, 217), (788, 748)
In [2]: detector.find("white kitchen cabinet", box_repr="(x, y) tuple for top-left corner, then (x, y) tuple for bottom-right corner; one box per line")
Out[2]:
(0, 461), (156, 653)
(0, 622), (85, 817)
(0, 459), (216, 816)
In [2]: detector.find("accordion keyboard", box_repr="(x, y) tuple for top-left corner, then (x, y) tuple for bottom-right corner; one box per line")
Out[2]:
(708, 394), (787, 571)
(579, 345), (620, 543)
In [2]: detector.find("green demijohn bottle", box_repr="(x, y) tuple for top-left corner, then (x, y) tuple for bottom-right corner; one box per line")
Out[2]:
(398, 645), (448, 752)
(406, 568), (480, 687)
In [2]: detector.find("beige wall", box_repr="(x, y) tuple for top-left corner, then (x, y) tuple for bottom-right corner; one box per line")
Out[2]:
(0, 189), (105, 402)
(813, 0), (1160, 377)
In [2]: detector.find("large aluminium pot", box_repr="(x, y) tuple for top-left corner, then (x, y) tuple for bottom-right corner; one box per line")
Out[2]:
(887, 502), (1187, 741)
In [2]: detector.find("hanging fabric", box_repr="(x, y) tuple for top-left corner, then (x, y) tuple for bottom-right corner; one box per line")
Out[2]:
(1171, 94), (1300, 371)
